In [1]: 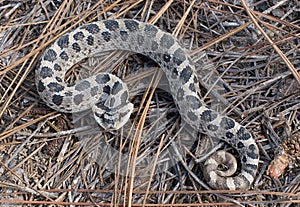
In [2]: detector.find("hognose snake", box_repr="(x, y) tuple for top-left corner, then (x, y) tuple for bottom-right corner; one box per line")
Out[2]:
(36, 19), (259, 190)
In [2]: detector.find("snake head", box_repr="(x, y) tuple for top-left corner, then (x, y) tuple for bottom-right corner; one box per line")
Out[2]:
(92, 102), (133, 130)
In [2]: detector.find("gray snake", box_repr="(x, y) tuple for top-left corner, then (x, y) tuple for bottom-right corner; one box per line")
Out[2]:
(36, 19), (259, 190)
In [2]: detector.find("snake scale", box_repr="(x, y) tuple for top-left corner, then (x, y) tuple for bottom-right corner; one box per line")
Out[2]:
(36, 19), (259, 190)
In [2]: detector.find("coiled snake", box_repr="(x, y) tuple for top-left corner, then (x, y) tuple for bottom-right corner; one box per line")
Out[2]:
(36, 19), (259, 190)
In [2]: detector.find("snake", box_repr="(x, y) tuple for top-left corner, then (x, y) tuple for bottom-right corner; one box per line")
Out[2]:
(36, 19), (259, 190)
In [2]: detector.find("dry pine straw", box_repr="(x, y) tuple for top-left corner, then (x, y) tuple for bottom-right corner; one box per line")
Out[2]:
(0, 0), (299, 206)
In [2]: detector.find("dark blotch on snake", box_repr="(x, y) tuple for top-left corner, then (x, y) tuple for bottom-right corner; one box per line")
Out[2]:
(102, 116), (114, 126)
(52, 94), (63, 106)
(103, 85), (111, 94)
(40, 66), (52, 78)
(59, 51), (69, 61)
(243, 132), (252, 140)
(180, 65), (193, 83)
(247, 151), (258, 160)
(55, 77), (62, 82)
(86, 35), (94, 46)
(171, 67), (179, 79)
(37, 80), (46, 93)
(237, 127), (251, 140)
(220, 117), (235, 130)
(242, 155), (247, 163)
(95, 74), (110, 84)
(120, 31), (129, 41)
(160, 34), (175, 49)
(75, 80), (91, 92)
(163, 54), (171, 62)
(249, 143), (257, 152)
(193, 76), (198, 84)
(151, 41), (159, 51)
(120, 91), (129, 103)
(104, 20), (119, 31)
(43, 49), (57, 62)
(47, 82), (65, 92)
(208, 124), (218, 131)
(54, 63), (62, 71)
(188, 83), (196, 92)
(82, 23), (100, 34)
(173, 48), (186, 66)
(226, 131), (234, 139)
(176, 88), (185, 101)
(64, 91), (73, 96)
(144, 24), (158, 36)
(200, 110), (217, 122)
(248, 144), (259, 159)
(246, 163), (258, 171)
(90, 86), (98, 96)
(57, 34), (69, 49)
(102, 31), (111, 42)
(185, 95), (202, 109)
(108, 97), (116, 108)
(73, 31), (85, 40)
(73, 94), (84, 105)
(59, 106), (66, 111)
(67, 83), (75, 87)
(72, 43), (81, 52)
(124, 19), (139, 32)
(237, 141), (245, 149)
(64, 107), (72, 112)
(137, 34), (144, 45)
(111, 82), (122, 95)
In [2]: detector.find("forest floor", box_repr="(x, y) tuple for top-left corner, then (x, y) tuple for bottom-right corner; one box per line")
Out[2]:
(0, 0), (299, 206)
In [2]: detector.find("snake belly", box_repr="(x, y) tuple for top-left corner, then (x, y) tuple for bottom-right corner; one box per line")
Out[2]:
(36, 19), (259, 190)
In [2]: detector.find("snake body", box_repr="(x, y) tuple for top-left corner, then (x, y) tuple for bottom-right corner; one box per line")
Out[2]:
(36, 19), (259, 190)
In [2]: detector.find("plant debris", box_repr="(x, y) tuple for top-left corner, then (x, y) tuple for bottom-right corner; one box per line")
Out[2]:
(0, 0), (299, 206)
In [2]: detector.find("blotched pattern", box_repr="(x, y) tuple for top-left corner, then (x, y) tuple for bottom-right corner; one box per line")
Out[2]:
(36, 19), (259, 190)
